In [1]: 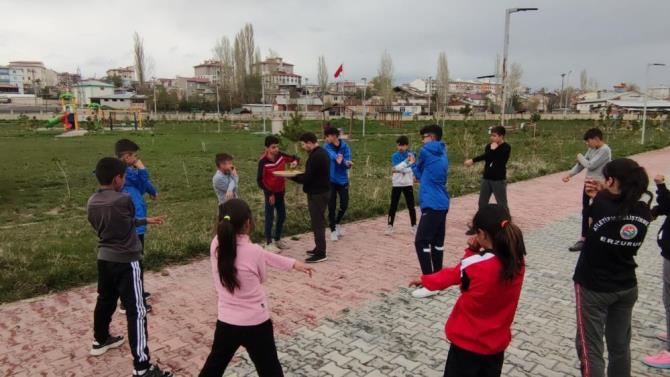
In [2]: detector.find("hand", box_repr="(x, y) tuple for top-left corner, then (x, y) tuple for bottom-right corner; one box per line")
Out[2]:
(346, 161), (353, 168)
(147, 215), (166, 225)
(225, 191), (235, 200)
(289, 161), (298, 169)
(268, 194), (275, 206)
(490, 142), (499, 150)
(231, 166), (237, 177)
(409, 277), (422, 287)
(584, 178), (604, 198)
(576, 153), (583, 162)
(464, 159), (474, 167)
(293, 261), (314, 277)
(655, 174), (665, 185)
(134, 159), (145, 170)
(407, 154), (416, 164)
(336, 154), (344, 164)
(562, 175), (570, 183)
(150, 194), (158, 201)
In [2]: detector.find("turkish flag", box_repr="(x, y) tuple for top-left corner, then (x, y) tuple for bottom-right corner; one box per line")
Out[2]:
(334, 64), (343, 78)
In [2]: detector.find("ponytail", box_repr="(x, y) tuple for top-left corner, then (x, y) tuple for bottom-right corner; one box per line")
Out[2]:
(602, 159), (653, 216)
(216, 199), (253, 293)
(471, 204), (526, 281)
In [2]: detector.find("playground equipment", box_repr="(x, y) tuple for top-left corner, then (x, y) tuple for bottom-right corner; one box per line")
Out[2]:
(46, 92), (79, 130)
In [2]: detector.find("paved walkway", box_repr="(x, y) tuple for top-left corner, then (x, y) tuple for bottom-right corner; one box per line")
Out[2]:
(1, 147), (669, 376)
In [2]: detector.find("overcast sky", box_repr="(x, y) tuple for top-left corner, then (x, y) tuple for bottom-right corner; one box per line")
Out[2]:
(2, 0), (669, 91)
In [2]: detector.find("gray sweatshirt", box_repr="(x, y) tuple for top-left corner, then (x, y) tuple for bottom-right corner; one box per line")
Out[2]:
(568, 144), (612, 181)
(212, 170), (240, 204)
(87, 189), (146, 263)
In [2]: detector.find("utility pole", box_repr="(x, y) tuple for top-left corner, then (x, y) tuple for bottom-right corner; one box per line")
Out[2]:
(262, 76), (266, 133)
(427, 76), (432, 117)
(216, 82), (220, 116)
(560, 73), (566, 116)
(563, 70), (572, 119)
(362, 77), (367, 137)
(642, 62), (666, 144)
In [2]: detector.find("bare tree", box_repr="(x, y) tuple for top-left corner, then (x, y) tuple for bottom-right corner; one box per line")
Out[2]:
(506, 62), (523, 95)
(214, 36), (235, 107)
(133, 32), (146, 85)
(436, 52), (449, 115)
(317, 55), (328, 99)
(588, 78), (599, 91)
(377, 50), (394, 106)
(580, 69), (588, 91)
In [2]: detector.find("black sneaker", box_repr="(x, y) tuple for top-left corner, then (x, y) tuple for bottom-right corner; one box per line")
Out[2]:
(90, 335), (124, 356)
(305, 254), (327, 263)
(143, 291), (152, 300)
(145, 304), (152, 313)
(120, 303), (152, 314)
(306, 249), (316, 255)
(568, 240), (585, 252)
(133, 364), (174, 377)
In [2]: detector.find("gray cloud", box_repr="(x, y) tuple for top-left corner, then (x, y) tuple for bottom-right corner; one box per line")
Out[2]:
(1, 0), (668, 90)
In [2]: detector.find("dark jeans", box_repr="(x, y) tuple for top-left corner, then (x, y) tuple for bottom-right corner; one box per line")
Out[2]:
(479, 179), (509, 214)
(94, 260), (151, 371)
(574, 283), (638, 377)
(581, 188), (591, 238)
(443, 343), (504, 377)
(328, 183), (349, 231)
(264, 192), (286, 244)
(387, 186), (417, 226)
(308, 191), (330, 255)
(664, 259), (670, 351)
(199, 319), (283, 377)
(414, 208), (448, 274)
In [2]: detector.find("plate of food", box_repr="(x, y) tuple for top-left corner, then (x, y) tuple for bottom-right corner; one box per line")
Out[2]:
(273, 170), (303, 177)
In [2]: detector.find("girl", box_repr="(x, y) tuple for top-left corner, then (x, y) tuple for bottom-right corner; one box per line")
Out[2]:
(410, 203), (526, 377)
(642, 173), (670, 369)
(200, 199), (314, 377)
(573, 158), (653, 377)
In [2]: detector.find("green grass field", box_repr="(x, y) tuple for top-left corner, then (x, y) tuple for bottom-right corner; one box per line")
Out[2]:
(0, 118), (668, 303)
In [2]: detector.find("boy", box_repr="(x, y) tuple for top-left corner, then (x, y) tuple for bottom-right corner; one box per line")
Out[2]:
(464, 125), (511, 213)
(562, 128), (611, 252)
(407, 124), (450, 299)
(386, 135), (417, 235)
(257, 135), (300, 253)
(115, 139), (157, 310)
(323, 127), (353, 241)
(213, 153), (239, 207)
(290, 132), (331, 263)
(87, 157), (172, 377)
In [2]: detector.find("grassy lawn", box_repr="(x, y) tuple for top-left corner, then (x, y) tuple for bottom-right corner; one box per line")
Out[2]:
(0, 118), (668, 303)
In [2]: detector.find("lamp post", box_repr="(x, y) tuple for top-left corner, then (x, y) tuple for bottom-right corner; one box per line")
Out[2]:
(477, 74), (497, 116)
(500, 7), (538, 126)
(152, 76), (157, 114)
(563, 70), (572, 119)
(261, 76), (266, 133)
(642, 62), (666, 144)
(304, 77), (309, 113)
(362, 77), (367, 137)
(427, 76), (432, 117)
(215, 82), (220, 116)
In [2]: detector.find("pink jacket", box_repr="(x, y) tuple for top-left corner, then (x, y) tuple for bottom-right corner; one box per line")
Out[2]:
(210, 234), (295, 326)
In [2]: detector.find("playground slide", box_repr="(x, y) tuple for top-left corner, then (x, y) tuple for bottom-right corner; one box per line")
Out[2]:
(46, 115), (62, 128)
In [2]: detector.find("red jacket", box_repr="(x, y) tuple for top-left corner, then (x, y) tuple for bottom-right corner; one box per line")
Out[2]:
(257, 152), (299, 194)
(421, 247), (525, 355)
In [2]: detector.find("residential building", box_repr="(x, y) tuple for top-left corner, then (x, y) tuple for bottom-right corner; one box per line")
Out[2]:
(274, 96), (324, 112)
(649, 86), (670, 99)
(194, 60), (221, 83)
(73, 79), (115, 105)
(393, 85), (429, 113)
(106, 66), (136, 85)
(328, 81), (359, 94)
(256, 57), (295, 76)
(575, 90), (642, 114)
(323, 92), (349, 106)
(155, 78), (177, 90)
(175, 77), (212, 100)
(57, 72), (81, 91)
(256, 57), (302, 102)
(608, 99), (670, 113)
(8, 61), (58, 90)
(0, 65), (24, 94)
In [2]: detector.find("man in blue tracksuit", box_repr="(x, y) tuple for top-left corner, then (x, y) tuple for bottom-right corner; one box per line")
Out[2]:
(115, 139), (158, 310)
(408, 124), (450, 299)
(324, 126), (353, 241)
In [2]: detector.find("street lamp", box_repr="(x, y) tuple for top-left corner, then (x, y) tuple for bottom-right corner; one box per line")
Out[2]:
(500, 7), (538, 126)
(427, 76), (432, 116)
(152, 76), (158, 114)
(563, 70), (572, 118)
(642, 62), (666, 144)
(304, 77), (309, 113)
(362, 77), (367, 137)
(477, 74), (497, 115)
(215, 82), (220, 116)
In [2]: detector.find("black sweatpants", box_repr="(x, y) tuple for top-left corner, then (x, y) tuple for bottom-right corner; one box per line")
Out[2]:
(328, 183), (349, 231)
(443, 343), (504, 377)
(387, 186), (417, 226)
(94, 260), (150, 371)
(581, 188), (591, 238)
(308, 191), (330, 255)
(414, 208), (448, 275)
(199, 319), (284, 377)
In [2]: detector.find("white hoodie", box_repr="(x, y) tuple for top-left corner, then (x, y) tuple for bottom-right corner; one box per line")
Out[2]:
(392, 160), (414, 187)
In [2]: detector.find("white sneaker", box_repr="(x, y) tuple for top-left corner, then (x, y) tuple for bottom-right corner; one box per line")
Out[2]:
(335, 224), (344, 237)
(330, 231), (339, 242)
(274, 239), (289, 250)
(265, 242), (281, 253)
(411, 225), (418, 235)
(384, 225), (394, 236)
(411, 287), (437, 298)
